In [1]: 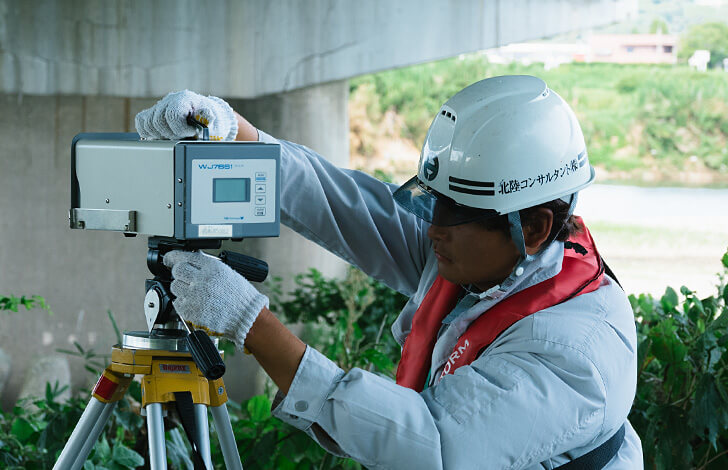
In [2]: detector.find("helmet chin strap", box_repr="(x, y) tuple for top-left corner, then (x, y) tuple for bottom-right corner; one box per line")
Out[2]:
(563, 192), (579, 217)
(507, 192), (579, 263)
(507, 210), (532, 262)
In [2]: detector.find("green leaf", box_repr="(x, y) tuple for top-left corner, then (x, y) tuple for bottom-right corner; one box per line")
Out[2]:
(715, 377), (728, 405)
(110, 443), (144, 468)
(248, 431), (277, 462)
(649, 319), (688, 364)
(10, 417), (36, 443)
(33, 295), (52, 315)
(112, 399), (144, 432)
(637, 294), (654, 316)
(708, 308), (728, 333)
(246, 395), (272, 422)
(218, 338), (237, 358)
(95, 437), (112, 462)
(661, 287), (679, 312)
(166, 428), (194, 470)
(341, 458), (363, 469)
(690, 374), (728, 448)
(7, 297), (19, 312)
(361, 348), (395, 372)
(721, 251), (728, 269)
(688, 304), (703, 325)
(637, 337), (652, 371)
(107, 310), (122, 345)
(127, 380), (142, 402)
(275, 454), (298, 470)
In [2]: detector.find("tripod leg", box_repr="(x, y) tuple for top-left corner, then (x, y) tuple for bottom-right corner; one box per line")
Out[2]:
(146, 403), (168, 470)
(195, 404), (214, 469)
(210, 403), (244, 470)
(53, 398), (116, 470)
(70, 400), (117, 469)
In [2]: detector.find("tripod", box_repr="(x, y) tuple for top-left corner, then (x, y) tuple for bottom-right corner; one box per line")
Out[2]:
(53, 331), (243, 470)
(54, 237), (269, 469)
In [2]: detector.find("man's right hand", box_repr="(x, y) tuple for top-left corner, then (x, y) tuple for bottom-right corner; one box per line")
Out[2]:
(134, 90), (239, 141)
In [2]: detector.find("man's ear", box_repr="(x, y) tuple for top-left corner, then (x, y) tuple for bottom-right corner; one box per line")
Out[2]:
(524, 208), (554, 255)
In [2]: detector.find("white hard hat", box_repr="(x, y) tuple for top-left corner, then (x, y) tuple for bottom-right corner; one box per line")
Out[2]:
(393, 75), (595, 228)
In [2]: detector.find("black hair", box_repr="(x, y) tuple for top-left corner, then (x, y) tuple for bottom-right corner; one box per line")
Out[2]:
(477, 198), (582, 243)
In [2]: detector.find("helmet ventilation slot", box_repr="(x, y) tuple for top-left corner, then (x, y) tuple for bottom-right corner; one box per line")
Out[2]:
(440, 110), (456, 122)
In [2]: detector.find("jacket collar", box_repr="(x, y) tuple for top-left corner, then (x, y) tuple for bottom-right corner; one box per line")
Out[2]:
(429, 241), (565, 375)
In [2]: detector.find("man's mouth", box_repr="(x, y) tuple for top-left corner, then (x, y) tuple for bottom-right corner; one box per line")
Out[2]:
(434, 248), (451, 263)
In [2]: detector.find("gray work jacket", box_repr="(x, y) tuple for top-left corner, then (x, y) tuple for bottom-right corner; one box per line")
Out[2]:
(258, 131), (644, 469)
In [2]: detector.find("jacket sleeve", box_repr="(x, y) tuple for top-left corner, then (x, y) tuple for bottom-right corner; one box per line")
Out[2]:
(259, 130), (430, 296)
(272, 341), (611, 470)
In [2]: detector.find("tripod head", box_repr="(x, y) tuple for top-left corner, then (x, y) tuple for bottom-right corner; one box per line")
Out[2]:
(143, 237), (269, 380)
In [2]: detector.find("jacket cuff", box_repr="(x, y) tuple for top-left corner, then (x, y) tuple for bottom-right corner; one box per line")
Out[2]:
(272, 346), (344, 431)
(257, 129), (280, 145)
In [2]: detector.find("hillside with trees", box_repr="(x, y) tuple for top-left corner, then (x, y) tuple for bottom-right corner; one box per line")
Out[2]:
(349, 58), (728, 187)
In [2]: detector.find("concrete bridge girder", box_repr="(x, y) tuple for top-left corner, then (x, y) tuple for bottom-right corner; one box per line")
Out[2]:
(0, 0), (635, 405)
(1, 0), (634, 97)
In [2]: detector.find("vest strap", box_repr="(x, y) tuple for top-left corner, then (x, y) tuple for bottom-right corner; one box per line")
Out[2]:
(554, 424), (625, 470)
(396, 217), (603, 391)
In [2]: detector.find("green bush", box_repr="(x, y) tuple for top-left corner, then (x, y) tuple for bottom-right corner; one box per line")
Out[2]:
(270, 267), (408, 376)
(0, 271), (405, 469)
(630, 252), (728, 469)
(6, 251), (728, 468)
(0, 382), (146, 470)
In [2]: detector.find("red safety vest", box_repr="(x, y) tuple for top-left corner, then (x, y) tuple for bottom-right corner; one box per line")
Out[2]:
(396, 218), (604, 392)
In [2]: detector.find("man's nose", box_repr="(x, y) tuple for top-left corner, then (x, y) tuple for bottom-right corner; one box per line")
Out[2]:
(427, 224), (450, 241)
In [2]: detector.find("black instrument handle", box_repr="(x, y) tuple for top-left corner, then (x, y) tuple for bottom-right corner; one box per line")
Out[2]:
(186, 330), (226, 380)
(219, 250), (269, 283)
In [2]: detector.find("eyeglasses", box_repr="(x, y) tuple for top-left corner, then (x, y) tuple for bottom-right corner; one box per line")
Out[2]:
(392, 176), (502, 226)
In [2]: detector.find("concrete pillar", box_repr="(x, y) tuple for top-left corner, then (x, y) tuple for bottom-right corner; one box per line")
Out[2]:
(224, 80), (350, 295)
(0, 94), (156, 409)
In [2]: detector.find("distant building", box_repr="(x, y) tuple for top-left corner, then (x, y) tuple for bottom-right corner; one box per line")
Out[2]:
(483, 42), (589, 70)
(484, 34), (678, 68)
(695, 0), (727, 6)
(588, 34), (678, 64)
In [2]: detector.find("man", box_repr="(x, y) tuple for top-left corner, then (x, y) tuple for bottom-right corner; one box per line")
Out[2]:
(136, 75), (643, 468)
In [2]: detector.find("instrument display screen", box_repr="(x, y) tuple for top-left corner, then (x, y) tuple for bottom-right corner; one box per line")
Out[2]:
(213, 178), (250, 203)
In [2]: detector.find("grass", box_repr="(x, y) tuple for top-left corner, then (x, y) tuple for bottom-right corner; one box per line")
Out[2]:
(587, 220), (728, 299)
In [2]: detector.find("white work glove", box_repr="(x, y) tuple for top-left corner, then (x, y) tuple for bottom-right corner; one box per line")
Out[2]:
(135, 90), (238, 141)
(163, 250), (268, 348)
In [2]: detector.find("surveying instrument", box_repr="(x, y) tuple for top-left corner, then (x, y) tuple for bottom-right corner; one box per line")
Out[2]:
(55, 127), (280, 469)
